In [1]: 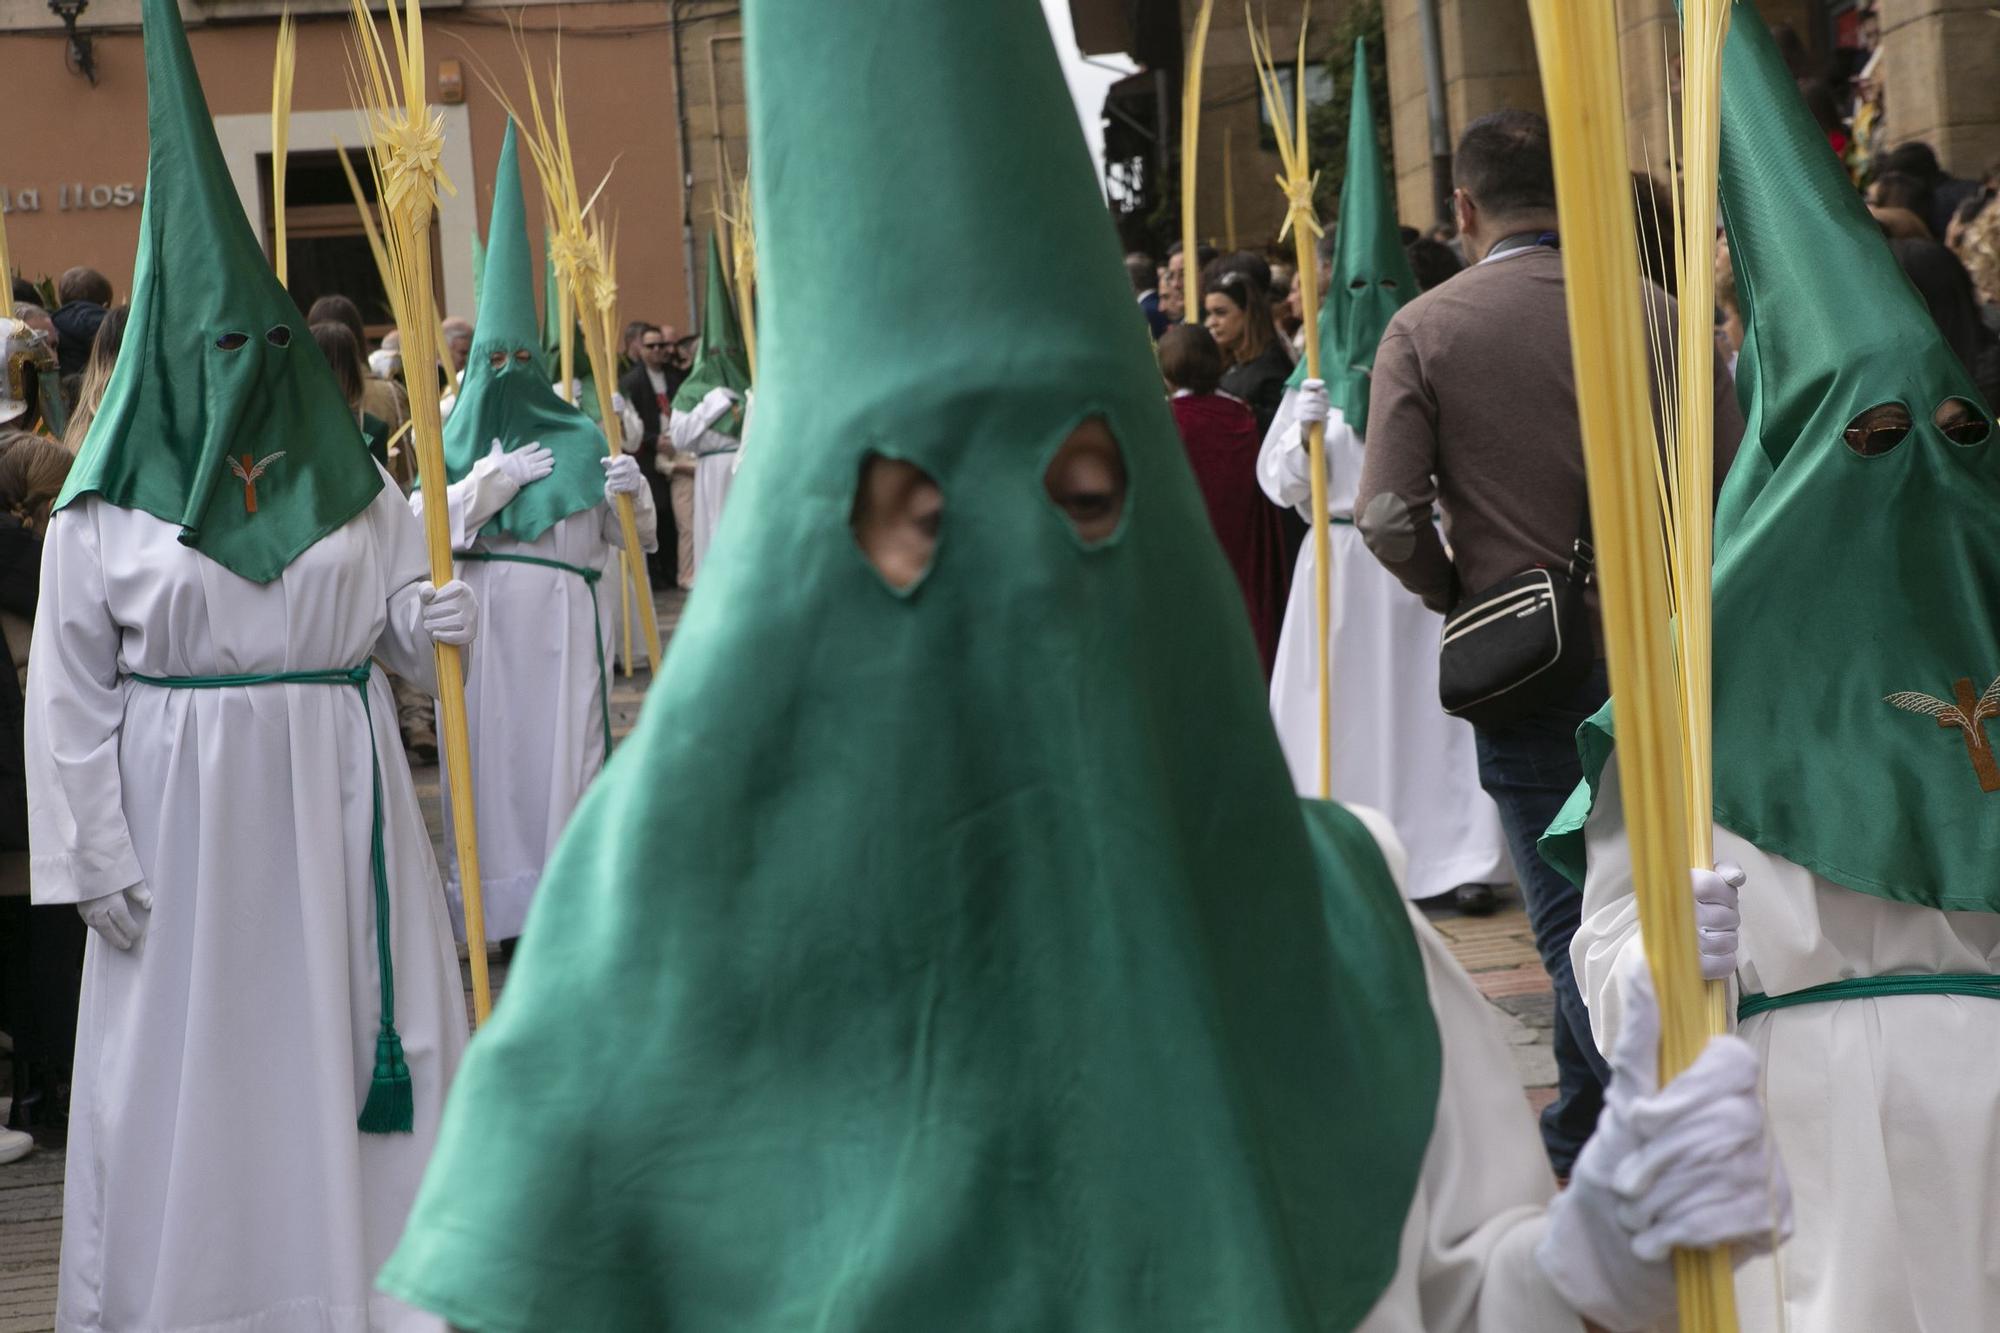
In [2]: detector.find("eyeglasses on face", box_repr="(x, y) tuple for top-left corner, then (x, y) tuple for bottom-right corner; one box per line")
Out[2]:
(642, 341), (670, 350)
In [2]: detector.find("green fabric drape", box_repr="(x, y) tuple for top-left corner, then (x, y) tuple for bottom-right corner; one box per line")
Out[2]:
(54, 0), (381, 584)
(439, 121), (607, 544)
(1542, 0), (2000, 914)
(1287, 38), (1416, 436)
(668, 235), (752, 437)
(380, 3), (1444, 1329)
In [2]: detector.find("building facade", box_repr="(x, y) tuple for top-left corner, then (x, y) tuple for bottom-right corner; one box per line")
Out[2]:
(0, 0), (745, 335)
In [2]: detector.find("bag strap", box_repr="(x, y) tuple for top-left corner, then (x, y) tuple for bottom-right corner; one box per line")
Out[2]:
(1570, 484), (1595, 586)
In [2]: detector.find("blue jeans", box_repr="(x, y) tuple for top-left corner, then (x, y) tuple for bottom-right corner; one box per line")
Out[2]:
(1473, 661), (1612, 1177)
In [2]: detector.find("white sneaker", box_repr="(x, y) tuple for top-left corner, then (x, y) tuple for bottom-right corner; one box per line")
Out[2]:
(0, 1127), (32, 1166)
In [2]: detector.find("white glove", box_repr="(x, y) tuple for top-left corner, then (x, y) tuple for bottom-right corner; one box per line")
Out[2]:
(419, 579), (479, 646)
(1538, 952), (1790, 1330)
(602, 453), (645, 498)
(1694, 862), (1746, 981)
(492, 440), (555, 489)
(1295, 377), (1330, 427)
(79, 883), (153, 951)
(611, 392), (632, 417)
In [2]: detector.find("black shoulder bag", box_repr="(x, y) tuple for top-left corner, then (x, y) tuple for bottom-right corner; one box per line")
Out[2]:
(1437, 519), (1595, 729)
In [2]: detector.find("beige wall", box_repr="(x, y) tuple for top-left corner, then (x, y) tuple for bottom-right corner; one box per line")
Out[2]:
(1182, 1), (1309, 250)
(1876, 0), (2000, 180)
(0, 1), (701, 330)
(1377, 0), (1823, 227)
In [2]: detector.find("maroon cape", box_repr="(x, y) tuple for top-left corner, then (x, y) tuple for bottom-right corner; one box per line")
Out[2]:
(1171, 392), (1290, 678)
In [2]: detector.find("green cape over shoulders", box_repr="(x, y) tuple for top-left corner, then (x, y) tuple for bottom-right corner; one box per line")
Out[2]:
(55, 0), (380, 583)
(438, 121), (607, 544)
(1542, 0), (2000, 913)
(380, 2), (1443, 1328)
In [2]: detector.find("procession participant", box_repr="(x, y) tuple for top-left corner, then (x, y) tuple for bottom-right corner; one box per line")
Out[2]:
(1158, 323), (1287, 675)
(666, 235), (751, 576)
(380, 4), (1783, 1330)
(413, 122), (656, 951)
(25, 0), (472, 1324)
(1545, 4), (2000, 1329)
(1257, 45), (1508, 911)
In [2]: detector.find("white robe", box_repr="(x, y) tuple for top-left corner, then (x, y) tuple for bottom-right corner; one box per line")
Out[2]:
(1342, 806), (1583, 1332)
(1576, 758), (2000, 1332)
(412, 453), (658, 943)
(27, 477), (468, 1333)
(668, 390), (747, 576)
(1258, 393), (1509, 900)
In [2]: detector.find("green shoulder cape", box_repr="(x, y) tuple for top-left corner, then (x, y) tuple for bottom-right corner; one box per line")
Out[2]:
(439, 120), (607, 544)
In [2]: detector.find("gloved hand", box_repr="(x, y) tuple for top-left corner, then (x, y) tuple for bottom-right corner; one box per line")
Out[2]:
(602, 454), (645, 498)
(491, 440), (555, 489)
(419, 579), (479, 647)
(79, 883), (153, 951)
(1537, 952), (1790, 1331)
(611, 391), (633, 418)
(1295, 377), (1331, 427)
(1694, 862), (1746, 981)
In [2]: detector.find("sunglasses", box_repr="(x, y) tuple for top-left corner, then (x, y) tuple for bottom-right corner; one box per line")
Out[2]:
(641, 342), (671, 350)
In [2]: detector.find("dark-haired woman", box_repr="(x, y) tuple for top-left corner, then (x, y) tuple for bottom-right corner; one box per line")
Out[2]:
(1203, 266), (1294, 438)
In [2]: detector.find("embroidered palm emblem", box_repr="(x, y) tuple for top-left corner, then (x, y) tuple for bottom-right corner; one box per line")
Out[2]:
(227, 451), (286, 514)
(1885, 674), (2000, 793)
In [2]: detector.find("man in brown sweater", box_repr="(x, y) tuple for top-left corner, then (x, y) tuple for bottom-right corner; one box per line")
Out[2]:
(1355, 109), (1744, 1179)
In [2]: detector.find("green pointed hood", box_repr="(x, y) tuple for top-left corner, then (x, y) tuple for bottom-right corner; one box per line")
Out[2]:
(1287, 38), (1415, 432)
(667, 233), (752, 439)
(54, 0), (380, 582)
(440, 121), (607, 544)
(1707, 0), (1998, 910)
(1544, 0), (2000, 911)
(381, 2), (1442, 1327)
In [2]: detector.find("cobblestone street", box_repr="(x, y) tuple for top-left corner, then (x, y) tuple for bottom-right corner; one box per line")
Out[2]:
(1, 585), (1557, 1330)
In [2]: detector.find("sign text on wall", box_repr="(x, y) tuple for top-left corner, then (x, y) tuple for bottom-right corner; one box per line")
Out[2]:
(1, 184), (142, 214)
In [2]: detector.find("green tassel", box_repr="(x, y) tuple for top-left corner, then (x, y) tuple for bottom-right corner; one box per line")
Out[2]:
(358, 1025), (415, 1135)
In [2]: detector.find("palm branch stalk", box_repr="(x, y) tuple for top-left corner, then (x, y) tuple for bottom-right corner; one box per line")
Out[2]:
(346, 0), (494, 1024)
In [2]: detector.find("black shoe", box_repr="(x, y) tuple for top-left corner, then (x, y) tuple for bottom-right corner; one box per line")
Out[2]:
(1454, 883), (1501, 917)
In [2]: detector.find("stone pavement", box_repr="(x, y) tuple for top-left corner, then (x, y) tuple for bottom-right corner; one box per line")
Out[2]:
(0, 582), (1561, 1330)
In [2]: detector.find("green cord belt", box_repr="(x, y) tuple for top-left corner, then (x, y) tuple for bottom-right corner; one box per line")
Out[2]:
(126, 664), (413, 1135)
(456, 551), (614, 755)
(1738, 973), (2000, 1021)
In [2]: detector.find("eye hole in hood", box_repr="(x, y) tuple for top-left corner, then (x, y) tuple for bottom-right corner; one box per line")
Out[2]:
(1043, 418), (1128, 547)
(1935, 397), (1993, 447)
(1842, 402), (1912, 457)
(851, 453), (941, 593)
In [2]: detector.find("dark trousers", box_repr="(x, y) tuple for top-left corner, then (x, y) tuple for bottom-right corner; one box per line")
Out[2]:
(1472, 660), (1611, 1177)
(641, 454), (676, 586)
